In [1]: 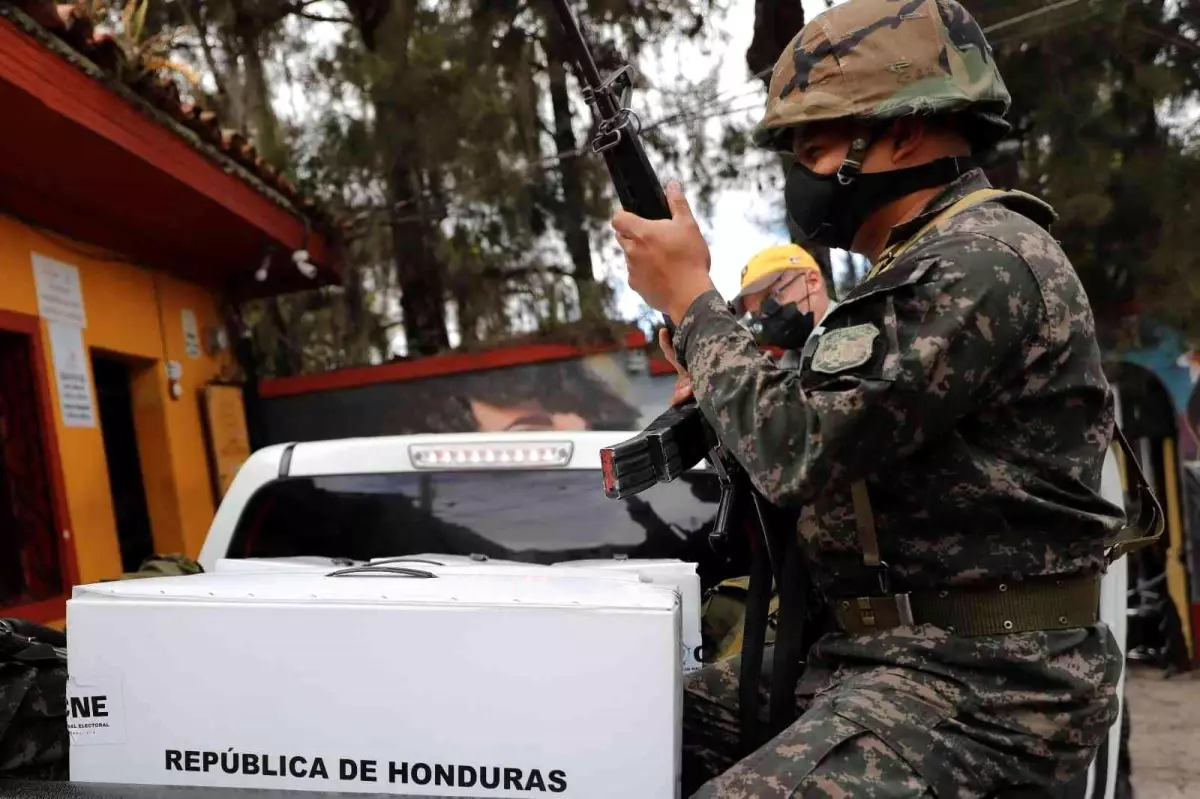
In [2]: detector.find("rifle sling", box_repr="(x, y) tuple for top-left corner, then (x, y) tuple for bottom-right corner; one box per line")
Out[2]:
(768, 524), (807, 732)
(1104, 424), (1166, 563)
(738, 518), (773, 754)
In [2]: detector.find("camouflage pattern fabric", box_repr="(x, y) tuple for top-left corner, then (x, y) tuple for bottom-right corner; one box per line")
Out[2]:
(700, 350), (807, 664)
(753, 0), (1012, 152)
(673, 167), (1126, 795)
(110, 553), (203, 580)
(683, 627), (1120, 797)
(0, 620), (68, 781)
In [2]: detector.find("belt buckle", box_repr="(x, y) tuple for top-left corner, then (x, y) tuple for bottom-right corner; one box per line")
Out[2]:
(847, 593), (914, 629)
(892, 593), (914, 626)
(869, 560), (913, 626)
(840, 561), (916, 630)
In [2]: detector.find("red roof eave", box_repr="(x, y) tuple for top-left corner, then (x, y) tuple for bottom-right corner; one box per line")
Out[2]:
(262, 331), (652, 398)
(0, 14), (341, 294)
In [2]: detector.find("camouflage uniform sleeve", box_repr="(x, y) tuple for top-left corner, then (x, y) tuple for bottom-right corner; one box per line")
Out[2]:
(674, 235), (1045, 507)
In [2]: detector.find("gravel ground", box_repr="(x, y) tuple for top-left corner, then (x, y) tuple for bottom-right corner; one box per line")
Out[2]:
(1126, 663), (1200, 798)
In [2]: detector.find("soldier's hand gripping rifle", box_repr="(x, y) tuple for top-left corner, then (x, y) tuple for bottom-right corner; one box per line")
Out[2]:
(547, 0), (809, 752)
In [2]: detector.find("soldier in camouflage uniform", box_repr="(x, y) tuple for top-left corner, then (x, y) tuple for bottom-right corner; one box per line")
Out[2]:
(612, 0), (1132, 795)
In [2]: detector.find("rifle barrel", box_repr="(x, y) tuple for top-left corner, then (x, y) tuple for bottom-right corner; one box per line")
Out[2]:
(547, 0), (619, 117)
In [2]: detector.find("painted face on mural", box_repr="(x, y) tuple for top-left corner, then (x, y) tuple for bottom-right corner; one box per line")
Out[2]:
(348, 353), (645, 436)
(451, 353), (645, 433)
(468, 398), (590, 432)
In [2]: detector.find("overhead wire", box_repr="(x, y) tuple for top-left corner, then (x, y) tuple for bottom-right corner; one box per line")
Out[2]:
(527, 0), (1103, 176)
(651, 0), (1097, 122)
(348, 97), (771, 230)
(669, 64), (773, 117)
(482, 0), (1110, 186)
(629, 0), (1100, 138)
(989, 9), (1104, 48)
(641, 101), (767, 134)
(347, 0), (1115, 233)
(981, 0), (1088, 34)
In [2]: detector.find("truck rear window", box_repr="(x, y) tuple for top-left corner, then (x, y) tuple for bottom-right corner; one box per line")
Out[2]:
(227, 471), (752, 590)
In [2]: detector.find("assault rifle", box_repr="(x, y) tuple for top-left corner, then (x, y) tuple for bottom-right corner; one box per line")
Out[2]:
(548, 0), (812, 753)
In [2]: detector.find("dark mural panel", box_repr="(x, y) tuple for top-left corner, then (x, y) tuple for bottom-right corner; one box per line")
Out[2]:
(259, 353), (666, 444)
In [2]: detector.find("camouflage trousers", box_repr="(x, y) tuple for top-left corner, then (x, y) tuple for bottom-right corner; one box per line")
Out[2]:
(0, 661), (69, 780)
(682, 623), (1123, 798)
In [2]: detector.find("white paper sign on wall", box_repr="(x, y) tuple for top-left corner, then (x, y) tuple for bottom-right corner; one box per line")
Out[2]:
(31, 253), (87, 328)
(181, 309), (201, 359)
(48, 321), (96, 428)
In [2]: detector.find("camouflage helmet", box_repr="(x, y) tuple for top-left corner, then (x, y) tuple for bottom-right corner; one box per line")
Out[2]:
(752, 0), (1011, 153)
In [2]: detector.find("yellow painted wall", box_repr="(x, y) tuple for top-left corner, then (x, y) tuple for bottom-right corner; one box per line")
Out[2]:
(0, 213), (238, 593)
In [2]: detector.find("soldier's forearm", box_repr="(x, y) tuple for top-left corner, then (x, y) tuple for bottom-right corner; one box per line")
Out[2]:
(674, 291), (818, 506)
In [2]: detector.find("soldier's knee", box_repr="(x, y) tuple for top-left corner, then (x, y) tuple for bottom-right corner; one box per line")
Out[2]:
(798, 732), (933, 798)
(689, 705), (933, 798)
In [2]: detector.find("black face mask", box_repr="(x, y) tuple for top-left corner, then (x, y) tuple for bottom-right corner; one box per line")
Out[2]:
(757, 295), (815, 350)
(784, 134), (975, 251)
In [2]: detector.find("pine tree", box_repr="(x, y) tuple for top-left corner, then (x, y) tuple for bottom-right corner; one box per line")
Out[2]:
(970, 0), (1200, 343)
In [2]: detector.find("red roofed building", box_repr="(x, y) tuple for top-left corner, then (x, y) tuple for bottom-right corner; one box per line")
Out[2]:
(0, 0), (343, 624)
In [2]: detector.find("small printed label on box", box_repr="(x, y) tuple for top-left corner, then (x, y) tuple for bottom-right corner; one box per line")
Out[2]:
(67, 673), (126, 746)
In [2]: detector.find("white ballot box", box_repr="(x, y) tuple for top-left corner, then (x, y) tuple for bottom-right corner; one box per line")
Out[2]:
(211, 555), (700, 672)
(66, 568), (682, 797)
(553, 559), (703, 673)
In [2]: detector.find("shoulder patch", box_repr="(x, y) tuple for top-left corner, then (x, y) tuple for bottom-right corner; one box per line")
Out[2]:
(811, 323), (879, 374)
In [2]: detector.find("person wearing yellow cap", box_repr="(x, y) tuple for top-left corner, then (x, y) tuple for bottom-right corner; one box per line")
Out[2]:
(667, 244), (832, 406)
(732, 244), (831, 366)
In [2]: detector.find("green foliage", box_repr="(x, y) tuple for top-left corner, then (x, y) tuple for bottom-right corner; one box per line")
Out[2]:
(968, 0), (1200, 345)
(153, 0), (1200, 376)
(267, 0), (740, 366)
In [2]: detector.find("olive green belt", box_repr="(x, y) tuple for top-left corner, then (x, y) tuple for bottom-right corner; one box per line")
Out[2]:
(830, 573), (1102, 637)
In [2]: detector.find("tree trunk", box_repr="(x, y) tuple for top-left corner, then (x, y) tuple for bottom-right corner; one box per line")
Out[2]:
(452, 280), (479, 347)
(544, 24), (596, 291)
(212, 18), (248, 131)
(267, 296), (299, 376)
(367, 0), (449, 356)
(237, 27), (288, 168)
(748, 2), (843, 296)
(388, 155), (450, 355)
(745, 0), (807, 83)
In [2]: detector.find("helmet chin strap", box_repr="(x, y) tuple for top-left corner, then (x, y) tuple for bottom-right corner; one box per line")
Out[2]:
(835, 130), (876, 186)
(839, 123), (975, 192)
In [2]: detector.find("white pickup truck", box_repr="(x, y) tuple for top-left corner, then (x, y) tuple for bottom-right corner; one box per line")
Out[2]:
(186, 429), (1135, 799)
(198, 432), (740, 590)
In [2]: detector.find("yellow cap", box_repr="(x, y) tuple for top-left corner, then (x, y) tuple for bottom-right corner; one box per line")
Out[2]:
(733, 244), (820, 313)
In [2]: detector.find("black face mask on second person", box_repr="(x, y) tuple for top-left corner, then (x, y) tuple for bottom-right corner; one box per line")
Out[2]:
(757, 295), (815, 351)
(784, 132), (976, 252)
